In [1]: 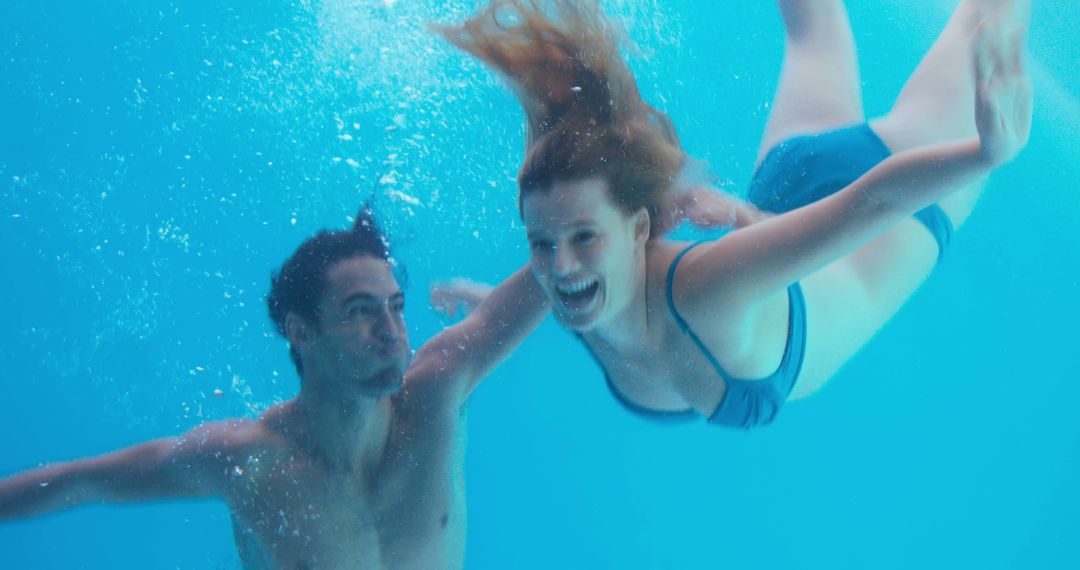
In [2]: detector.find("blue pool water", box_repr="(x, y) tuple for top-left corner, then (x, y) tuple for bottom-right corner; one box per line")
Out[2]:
(1, 1), (1077, 568)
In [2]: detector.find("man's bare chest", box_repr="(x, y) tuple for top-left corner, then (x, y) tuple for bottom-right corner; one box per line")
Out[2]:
(227, 443), (465, 569)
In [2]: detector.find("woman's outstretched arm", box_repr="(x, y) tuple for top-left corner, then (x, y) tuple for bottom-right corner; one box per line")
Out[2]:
(407, 266), (550, 401)
(677, 9), (1031, 314)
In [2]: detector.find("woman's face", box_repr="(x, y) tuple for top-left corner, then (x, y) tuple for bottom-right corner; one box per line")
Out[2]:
(522, 176), (647, 332)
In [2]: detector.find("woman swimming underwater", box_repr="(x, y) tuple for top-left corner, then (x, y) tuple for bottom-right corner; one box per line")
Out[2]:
(432, 0), (1032, 429)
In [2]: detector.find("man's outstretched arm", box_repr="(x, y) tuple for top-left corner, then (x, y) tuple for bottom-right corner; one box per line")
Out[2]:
(0, 420), (244, 521)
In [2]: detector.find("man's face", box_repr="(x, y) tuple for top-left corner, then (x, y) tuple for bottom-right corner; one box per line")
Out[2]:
(306, 255), (411, 398)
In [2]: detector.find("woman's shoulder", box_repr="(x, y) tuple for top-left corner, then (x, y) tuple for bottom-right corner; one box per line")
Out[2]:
(645, 238), (729, 317)
(645, 238), (697, 273)
(646, 238), (728, 294)
(651, 236), (762, 333)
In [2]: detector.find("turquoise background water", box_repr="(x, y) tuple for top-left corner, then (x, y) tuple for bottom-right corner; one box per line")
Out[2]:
(1, 1), (1077, 568)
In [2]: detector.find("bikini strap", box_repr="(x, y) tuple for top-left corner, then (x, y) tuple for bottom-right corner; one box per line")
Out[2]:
(664, 241), (736, 384)
(665, 241), (805, 385)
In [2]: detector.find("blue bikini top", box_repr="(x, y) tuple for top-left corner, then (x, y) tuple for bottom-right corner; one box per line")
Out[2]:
(579, 241), (807, 430)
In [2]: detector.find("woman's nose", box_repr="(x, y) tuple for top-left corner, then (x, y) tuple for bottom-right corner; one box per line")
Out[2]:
(553, 245), (579, 276)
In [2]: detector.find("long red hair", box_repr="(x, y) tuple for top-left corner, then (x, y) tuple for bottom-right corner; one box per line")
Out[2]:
(435, 0), (686, 234)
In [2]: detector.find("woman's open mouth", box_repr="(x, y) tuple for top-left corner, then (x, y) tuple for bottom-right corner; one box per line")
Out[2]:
(555, 277), (600, 313)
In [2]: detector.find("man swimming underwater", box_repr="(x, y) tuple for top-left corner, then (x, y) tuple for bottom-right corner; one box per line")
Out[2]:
(0, 206), (547, 569)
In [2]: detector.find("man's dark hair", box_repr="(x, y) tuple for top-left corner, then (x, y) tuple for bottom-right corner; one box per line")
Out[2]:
(267, 205), (394, 375)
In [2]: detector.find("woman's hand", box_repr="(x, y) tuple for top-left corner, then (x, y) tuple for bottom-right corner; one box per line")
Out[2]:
(429, 278), (495, 320)
(659, 184), (772, 235)
(974, 4), (1032, 167)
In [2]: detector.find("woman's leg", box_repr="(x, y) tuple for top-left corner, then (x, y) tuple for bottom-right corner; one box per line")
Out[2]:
(792, 1), (1031, 399)
(870, 0), (1029, 227)
(756, 0), (864, 164)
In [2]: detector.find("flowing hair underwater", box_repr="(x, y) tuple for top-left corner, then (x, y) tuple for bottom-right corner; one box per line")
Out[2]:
(435, 0), (689, 234)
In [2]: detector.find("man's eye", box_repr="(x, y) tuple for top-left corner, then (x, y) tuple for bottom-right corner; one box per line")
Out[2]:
(530, 239), (553, 253)
(347, 305), (371, 317)
(574, 231), (596, 245)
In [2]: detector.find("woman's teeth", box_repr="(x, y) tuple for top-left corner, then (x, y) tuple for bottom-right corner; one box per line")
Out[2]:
(556, 278), (598, 294)
(555, 278), (600, 311)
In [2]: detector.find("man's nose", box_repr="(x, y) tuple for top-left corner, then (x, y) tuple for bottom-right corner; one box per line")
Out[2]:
(375, 308), (403, 341)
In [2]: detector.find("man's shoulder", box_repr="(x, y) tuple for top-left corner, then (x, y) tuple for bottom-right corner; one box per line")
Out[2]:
(174, 419), (257, 455)
(178, 404), (292, 457)
(255, 400), (295, 430)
